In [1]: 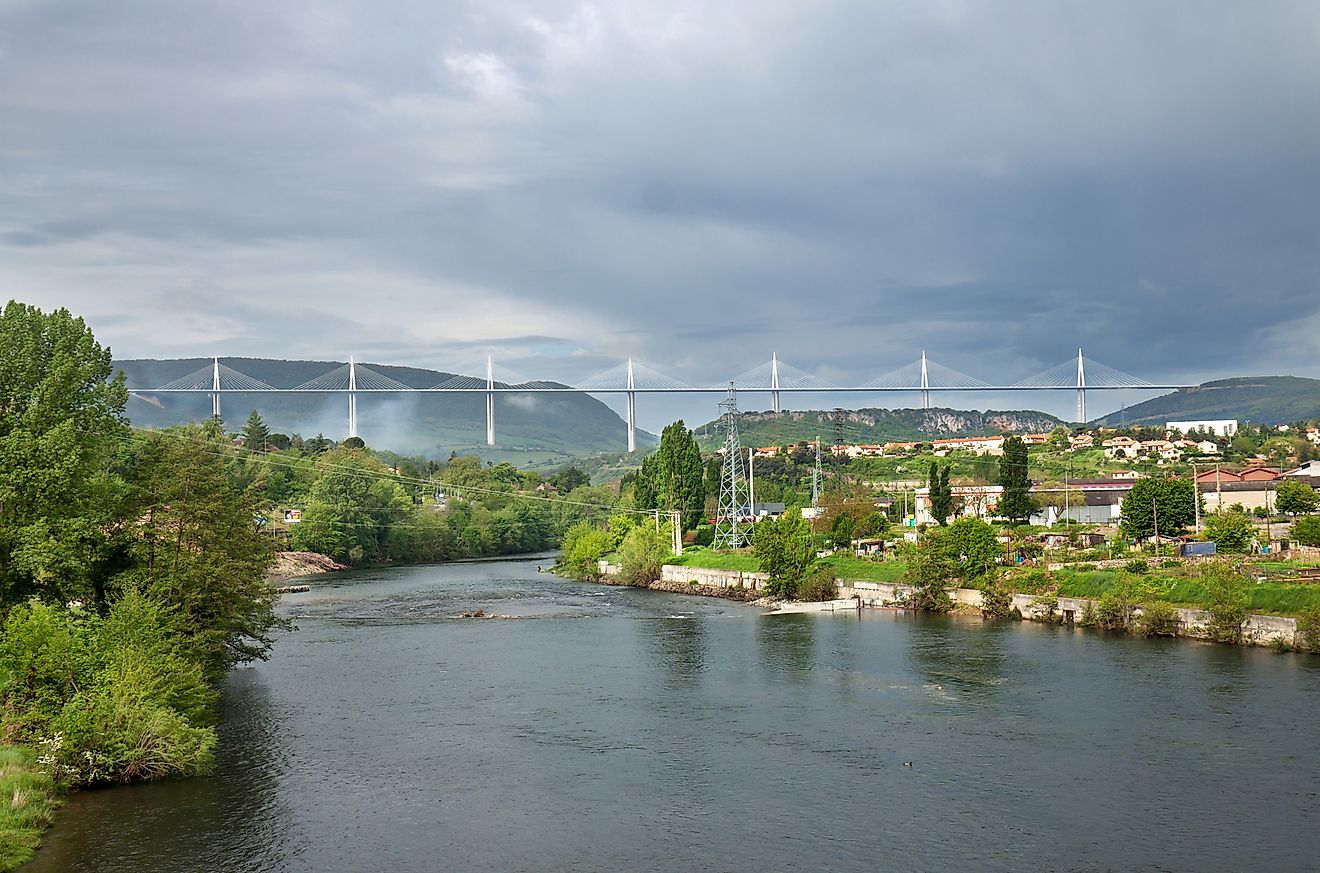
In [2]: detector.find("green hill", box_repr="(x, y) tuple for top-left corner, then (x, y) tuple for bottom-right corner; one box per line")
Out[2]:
(117, 358), (655, 462)
(1089, 376), (1320, 427)
(693, 407), (1066, 450)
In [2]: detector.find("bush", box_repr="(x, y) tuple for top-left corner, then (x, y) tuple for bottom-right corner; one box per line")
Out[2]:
(1124, 559), (1149, 574)
(1199, 563), (1250, 643)
(979, 578), (1013, 618)
(1204, 511), (1255, 554)
(616, 525), (673, 586)
(1136, 600), (1180, 637)
(1292, 516), (1320, 547)
(558, 522), (611, 581)
(0, 592), (219, 788)
(1079, 600), (1098, 627)
(797, 566), (839, 602)
(1295, 606), (1320, 654)
(692, 525), (715, 548)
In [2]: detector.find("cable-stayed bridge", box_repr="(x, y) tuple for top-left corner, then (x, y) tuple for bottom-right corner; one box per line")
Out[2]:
(134, 350), (1189, 452)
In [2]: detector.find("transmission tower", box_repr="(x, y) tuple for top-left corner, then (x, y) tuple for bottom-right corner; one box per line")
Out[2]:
(714, 386), (749, 551)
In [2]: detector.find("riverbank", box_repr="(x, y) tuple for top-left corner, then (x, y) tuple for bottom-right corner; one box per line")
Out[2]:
(264, 551), (349, 583)
(595, 561), (1303, 648)
(0, 746), (59, 871)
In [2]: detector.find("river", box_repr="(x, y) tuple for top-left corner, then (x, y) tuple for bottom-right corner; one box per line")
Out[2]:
(24, 556), (1320, 872)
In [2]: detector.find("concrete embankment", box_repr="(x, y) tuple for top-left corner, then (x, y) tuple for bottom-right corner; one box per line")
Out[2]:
(603, 561), (1300, 648)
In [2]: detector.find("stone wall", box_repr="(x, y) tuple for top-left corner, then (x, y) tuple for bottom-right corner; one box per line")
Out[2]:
(625, 562), (1302, 649)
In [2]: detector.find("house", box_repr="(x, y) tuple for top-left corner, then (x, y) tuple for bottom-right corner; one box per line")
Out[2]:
(753, 446), (781, 458)
(1102, 436), (1140, 460)
(1111, 470), (1142, 480)
(833, 443), (886, 458)
(881, 441), (922, 454)
(1306, 427), (1320, 446)
(1283, 460), (1320, 488)
(751, 502), (786, 520)
(1021, 433), (1051, 446)
(1200, 480), (1278, 513)
(1068, 434), (1094, 451)
(930, 435), (1006, 456)
(1194, 440), (1220, 454)
(1195, 468), (1242, 484)
(1241, 466), (1281, 482)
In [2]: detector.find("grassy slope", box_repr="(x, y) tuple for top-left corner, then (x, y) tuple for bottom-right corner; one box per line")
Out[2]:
(0, 747), (59, 872)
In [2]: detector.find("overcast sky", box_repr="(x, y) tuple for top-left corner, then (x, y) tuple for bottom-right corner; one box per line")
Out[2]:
(3, 1), (1319, 427)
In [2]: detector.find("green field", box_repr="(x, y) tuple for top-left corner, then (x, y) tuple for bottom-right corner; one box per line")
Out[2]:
(1043, 568), (1320, 615)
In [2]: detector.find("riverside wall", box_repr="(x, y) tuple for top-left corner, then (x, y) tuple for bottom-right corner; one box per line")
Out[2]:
(603, 562), (1301, 649)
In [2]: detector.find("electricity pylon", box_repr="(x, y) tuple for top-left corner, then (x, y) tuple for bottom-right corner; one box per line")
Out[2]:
(714, 386), (749, 551)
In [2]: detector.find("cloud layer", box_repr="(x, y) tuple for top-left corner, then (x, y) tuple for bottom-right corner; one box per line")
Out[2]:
(3, 0), (1318, 426)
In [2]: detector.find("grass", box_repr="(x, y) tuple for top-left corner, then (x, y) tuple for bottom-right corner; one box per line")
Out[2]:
(0, 746), (59, 872)
(1045, 568), (1320, 615)
(670, 548), (909, 583)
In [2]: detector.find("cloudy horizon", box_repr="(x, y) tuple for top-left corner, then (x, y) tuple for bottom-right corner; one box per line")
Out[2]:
(4, 0), (1319, 428)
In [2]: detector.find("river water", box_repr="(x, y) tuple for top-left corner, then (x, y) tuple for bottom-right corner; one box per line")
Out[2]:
(24, 556), (1320, 872)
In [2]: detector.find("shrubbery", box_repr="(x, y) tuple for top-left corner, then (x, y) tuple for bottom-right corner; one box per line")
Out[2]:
(0, 591), (218, 787)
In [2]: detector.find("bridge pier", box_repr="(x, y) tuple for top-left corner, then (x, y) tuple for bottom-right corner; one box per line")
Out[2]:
(485, 356), (495, 446)
(1076, 349), (1087, 424)
(771, 352), (781, 414)
(210, 357), (222, 420)
(347, 357), (359, 439)
(626, 358), (636, 453)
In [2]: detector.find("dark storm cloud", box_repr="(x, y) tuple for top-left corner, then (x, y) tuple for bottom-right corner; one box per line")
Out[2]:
(2, 0), (1318, 425)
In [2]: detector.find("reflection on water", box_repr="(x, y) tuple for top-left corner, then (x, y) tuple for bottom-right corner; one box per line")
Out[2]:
(24, 557), (1320, 873)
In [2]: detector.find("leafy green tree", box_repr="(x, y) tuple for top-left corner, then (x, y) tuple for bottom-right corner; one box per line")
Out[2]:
(940, 517), (1000, 579)
(240, 409), (270, 451)
(616, 524), (673, 585)
(997, 435), (1034, 523)
(1291, 515), (1320, 547)
(829, 513), (856, 550)
(635, 421), (704, 530)
(1275, 480), (1318, 516)
(1119, 477), (1197, 540)
(927, 462), (954, 526)
(752, 512), (816, 599)
(900, 529), (956, 612)
(558, 522), (611, 580)
(116, 426), (277, 679)
(291, 448), (413, 563)
(1203, 511), (1255, 554)
(0, 301), (129, 607)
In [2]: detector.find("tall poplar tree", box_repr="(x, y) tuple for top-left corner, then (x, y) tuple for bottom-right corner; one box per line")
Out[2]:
(635, 420), (704, 530)
(928, 461), (954, 526)
(997, 435), (1034, 524)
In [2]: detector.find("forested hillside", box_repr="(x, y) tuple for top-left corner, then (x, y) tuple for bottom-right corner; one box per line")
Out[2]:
(693, 407), (1065, 449)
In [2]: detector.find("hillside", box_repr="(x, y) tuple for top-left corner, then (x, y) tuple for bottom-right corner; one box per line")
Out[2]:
(693, 407), (1065, 450)
(117, 358), (655, 461)
(1089, 376), (1320, 428)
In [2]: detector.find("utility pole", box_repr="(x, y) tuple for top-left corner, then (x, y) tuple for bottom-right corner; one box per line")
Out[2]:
(714, 386), (749, 551)
(812, 435), (822, 509)
(747, 447), (756, 522)
(1152, 497), (1159, 558)
(1192, 462), (1200, 534)
(670, 510), (683, 555)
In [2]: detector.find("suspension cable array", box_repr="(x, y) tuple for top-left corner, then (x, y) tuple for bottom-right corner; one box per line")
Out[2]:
(128, 349), (1184, 451)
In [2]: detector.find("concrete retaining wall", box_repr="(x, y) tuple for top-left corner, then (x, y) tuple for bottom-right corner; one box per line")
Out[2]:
(630, 562), (1301, 648)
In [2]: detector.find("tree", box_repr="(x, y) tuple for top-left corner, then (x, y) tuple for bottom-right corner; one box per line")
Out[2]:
(927, 462), (954, 526)
(997, 436), (1034, 523)
(635, 421), (705, 530)
(558, 522), (612, 581)
(940, 517), (1000, 580)
(1275, 480), (1318, 516)
(240, 409), (270, 451)
(900, 529), (956, 612)
(291, 448), (413, 563)
(1199, 563), (1250, 643)
(116, 426), (277, 679)
(1203, 511), (1255, 554)
(752, 512), (816, 599)
(0, 301), (129, 607)
(1119, 477), (1198, 540)
(616, 524), (673, 585)
(1292, 515), (1320, 547)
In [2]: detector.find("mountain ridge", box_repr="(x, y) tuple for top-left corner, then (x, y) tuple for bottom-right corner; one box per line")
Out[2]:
(1089, 376), (1320, 427)
(116, 357), (655, 461)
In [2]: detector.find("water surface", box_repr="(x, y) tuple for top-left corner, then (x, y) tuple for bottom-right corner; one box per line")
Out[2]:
(26, 557), (1320, 872)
